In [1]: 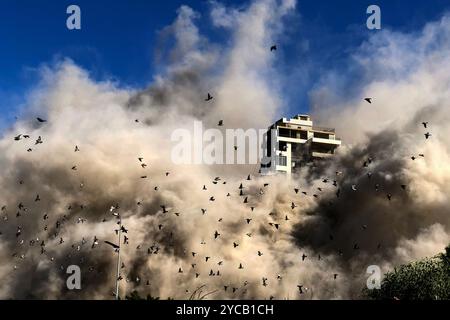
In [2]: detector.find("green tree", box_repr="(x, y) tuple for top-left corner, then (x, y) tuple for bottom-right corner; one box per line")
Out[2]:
(365, 244), (450, 300)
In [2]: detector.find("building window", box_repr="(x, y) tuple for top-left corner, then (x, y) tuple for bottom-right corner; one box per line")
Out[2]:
(313, 132), (330, 139)
(277, 155), (287, 166)
(279, 128), (290, 138)
(279, 141), (287, 151)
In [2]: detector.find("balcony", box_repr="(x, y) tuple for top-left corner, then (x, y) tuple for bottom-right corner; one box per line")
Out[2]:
(312, 137), (341, 145)
(312, 151), (334, 158)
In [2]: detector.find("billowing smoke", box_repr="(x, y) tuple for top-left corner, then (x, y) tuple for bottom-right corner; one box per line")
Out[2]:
(0, 0), (449, 300)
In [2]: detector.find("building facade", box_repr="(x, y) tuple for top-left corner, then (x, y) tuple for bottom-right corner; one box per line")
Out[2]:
(261, 115), (341, 175)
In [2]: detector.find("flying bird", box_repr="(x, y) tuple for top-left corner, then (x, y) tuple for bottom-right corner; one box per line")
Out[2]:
(297, 285), (304, 294)
(36, 117), (47, 123)
(92, 236), (99, 249)
(270, 45), (277, 51)
(205, 93), (213, 101)
(422, 122), (428, 128)
(364, 97), (372, 104)
(424, 132), (432, 139)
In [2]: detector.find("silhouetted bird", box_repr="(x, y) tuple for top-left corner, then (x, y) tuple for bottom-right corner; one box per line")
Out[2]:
(205, 93), (213, 101)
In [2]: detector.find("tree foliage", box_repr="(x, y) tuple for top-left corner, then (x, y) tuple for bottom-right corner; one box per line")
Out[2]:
(125, 290), (160, 300)
(365, 244), (450, 300)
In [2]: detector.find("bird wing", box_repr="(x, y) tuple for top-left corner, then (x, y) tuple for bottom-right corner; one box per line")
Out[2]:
(104, 241), (119, 249)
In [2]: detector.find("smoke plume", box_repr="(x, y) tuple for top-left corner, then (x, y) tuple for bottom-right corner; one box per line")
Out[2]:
(0, 0), (449, 299)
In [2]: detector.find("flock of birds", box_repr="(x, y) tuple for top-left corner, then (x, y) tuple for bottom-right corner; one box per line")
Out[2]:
(0, 46), (435, 299)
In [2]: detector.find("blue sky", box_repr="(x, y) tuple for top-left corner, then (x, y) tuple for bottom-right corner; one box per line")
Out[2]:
(0, 0), (449, 128)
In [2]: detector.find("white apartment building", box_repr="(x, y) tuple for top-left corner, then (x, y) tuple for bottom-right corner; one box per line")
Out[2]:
(261, 114), (341, 175)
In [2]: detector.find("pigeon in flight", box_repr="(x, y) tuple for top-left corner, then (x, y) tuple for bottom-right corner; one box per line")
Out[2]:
(205, 93), (213, 101)
(270, 45), (277, 51)
(297, 285), (304, 294)
(424, 132), (432, 139)
(422, 122), (428, 128)
(36, 117), (47, 123)
(364, 98), (372, 104)
(91, 236), (99, 249)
